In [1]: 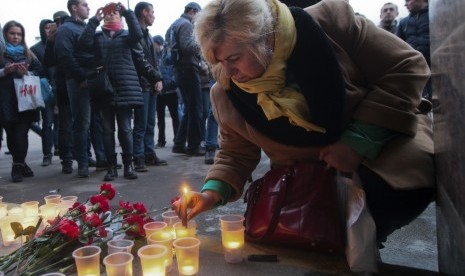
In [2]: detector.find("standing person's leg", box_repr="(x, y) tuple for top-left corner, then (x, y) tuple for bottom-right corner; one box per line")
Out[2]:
(166, 92), (180, 141)
(145, 93), (167, 166)
(58, 104), (74, 174)
(182, 68), (203, 156)
(41, 103), (55, 166)
(53, 109), (59, 156)
(66, 79), (91, 177)
(4, 121), (33, 182)
(200, 87), (210, 143)
(90, 106), (108, 170)
(204, 105), (218, 165)
(117, 106), (137, 180)
(156, 93), (167, 148)
(133, 92), (149, 172)
(101, 106), (118, 181)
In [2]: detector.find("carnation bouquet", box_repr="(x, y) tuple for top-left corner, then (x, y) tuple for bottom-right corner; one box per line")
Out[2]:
(0, 183), (168, 276)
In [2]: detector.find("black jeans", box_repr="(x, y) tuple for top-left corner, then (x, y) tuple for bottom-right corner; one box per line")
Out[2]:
(156, 92), (179, 145)
(358, 165), (435, 244)
(3, 121), (31, 163)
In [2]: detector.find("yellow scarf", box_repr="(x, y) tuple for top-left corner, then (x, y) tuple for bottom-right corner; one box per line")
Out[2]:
(232, 0), (325, 133)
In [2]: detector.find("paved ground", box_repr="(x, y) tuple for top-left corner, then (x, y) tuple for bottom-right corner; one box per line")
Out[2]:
(0, 116), (439, 275)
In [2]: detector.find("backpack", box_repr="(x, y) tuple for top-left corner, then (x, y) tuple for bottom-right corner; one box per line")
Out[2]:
(165, 19), (183, 65)
(160, 47), (178, 92)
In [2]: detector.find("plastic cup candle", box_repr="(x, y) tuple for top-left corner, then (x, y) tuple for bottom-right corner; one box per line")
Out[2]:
(174, 220), (196, 238)
(103, 252), (134, 276)
(0, 203), (7, 219)
(221, 227), (245, 263)
(39, 203), (59, 225)
(72, 245), (102, 276)
(147, 231), (174, 272)
(173, 237), (200, 276)
(44, 194), (62, 204)
(21, 201), (39, 217)
(138, 244), (168, 276)
(143, 221), (167, 240)
(40, 273), (66, 276)
(59, 196), (78, 216)
(161, 211), (180, 239)
(107, 239), (134, 254)
(220, 215), (245, 231)
(0, 217), (20, 246)
(7, 206), (24, 220)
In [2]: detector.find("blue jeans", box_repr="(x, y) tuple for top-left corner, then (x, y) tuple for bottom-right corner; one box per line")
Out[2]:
(205, 105), (218, 148)
(174, 67), (203, 151)
(101, 106), (133, 158)
(66, 79), (91, 167)
(133, 91), (156, 159)
(40, 102), (55, 156)
(58, 104), (73, 162)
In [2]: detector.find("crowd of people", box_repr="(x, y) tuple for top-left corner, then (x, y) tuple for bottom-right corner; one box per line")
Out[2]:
(0, 0), (218, 183)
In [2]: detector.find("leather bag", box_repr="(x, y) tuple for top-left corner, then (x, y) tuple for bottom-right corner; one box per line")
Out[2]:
(87, 66), (114, 103)
(244, 162), (344, 253)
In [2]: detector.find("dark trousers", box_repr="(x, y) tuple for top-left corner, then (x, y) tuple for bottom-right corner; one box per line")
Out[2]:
(358, 165), (435, 244)
(101, 106), (133, 159)
(58, 104), (73, 162)
(3, 121), (30, 163)
(156, 92), (179, 144)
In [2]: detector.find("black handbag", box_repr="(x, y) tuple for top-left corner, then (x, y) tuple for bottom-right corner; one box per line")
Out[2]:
(87, 66), (114, 103)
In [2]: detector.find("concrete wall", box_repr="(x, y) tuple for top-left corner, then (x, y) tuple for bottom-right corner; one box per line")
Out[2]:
(430, 0), (465, 274)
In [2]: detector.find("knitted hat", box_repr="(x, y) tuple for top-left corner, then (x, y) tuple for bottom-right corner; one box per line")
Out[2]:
(152, 35), (164, 46)
(185, 2), (201, 11)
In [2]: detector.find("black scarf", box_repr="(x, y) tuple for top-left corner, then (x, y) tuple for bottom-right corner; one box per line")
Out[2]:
(227, 7), (345, 147)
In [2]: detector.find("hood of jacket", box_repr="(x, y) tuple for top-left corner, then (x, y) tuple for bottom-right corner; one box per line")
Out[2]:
(39, 19), (54, 43)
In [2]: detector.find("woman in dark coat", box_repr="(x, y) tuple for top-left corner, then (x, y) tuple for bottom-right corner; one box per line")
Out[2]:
(0, 20), (44, 182)
(78, 2), (144, 180)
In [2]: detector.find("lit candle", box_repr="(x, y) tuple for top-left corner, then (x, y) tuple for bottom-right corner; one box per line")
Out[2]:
(180, 265), (195, 275)
(174, 221), (196, 238)
(21, 201), (39, 217)
(138, 245), (168, 276)
(72, 246), (101, 276)
(8, 206), (24, 219)
(173, 237), (200, 276)
(181, 185), (189, 227)
(221, 227), (245, 263)
(39, 203), (59, 225)
(0, 203), (8, 219)
(0, 217), (20, 246)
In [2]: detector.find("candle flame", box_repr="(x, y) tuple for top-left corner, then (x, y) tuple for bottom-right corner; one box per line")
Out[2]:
(182, 186), (189, 196)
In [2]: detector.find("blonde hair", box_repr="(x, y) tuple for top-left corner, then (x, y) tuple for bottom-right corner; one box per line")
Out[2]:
(194, 0), (275, 88)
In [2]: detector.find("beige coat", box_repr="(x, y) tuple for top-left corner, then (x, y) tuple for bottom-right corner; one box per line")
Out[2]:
(206, 0), (434, 202)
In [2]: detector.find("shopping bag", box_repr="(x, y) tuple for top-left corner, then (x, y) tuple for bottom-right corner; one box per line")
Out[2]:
(14, 73), (45, 112)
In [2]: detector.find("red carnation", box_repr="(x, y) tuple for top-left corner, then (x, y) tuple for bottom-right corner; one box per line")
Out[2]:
(98, 227), (108, 238)
(124, 214), (145, 237)
(90, 195), (110, 214)
(85, 213), (103, 228)
(70, 202), (86, 216)
(117, 200), (134, 215)
(132, 202), (147, 214)
(100, 183), (116, 200)
(57, 218), (80, 239)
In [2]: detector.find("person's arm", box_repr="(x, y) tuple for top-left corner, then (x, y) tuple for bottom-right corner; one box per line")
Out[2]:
(122, 9), (143, 44)
(177, 21), (201, 56)
(132, 42), (163, 84)
(77, 17), (99, 50)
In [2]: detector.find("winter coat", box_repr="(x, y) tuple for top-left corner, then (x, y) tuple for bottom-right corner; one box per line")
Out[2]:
(205, 0), (433, 202)
(0, 51), (43, 123)
(54, 17), (94, 84)
(133, 28), (162, 93)
(78, 10), (143, 108)
(170, 14), (202, 70)
(397, 7), (430, 66)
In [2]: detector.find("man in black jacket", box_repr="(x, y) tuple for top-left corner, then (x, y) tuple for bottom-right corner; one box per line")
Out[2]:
(169, 2), (204, 156)
(132, 2), (167, 172)
(397, 0), (431, 101)
(55, 0), (107, 177)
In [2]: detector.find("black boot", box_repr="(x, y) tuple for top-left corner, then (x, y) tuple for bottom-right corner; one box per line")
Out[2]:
(204, 146), (216, 165)
(11, 163), (24, 183)
(104, 154), (118, 181)
(122, 153), (138, 180)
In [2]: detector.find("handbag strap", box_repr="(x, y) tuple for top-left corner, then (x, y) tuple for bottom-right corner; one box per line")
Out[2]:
(247, 168), (293, 241)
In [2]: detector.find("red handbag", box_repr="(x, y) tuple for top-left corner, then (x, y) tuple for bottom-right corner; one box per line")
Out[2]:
(244, 162), (345, 253)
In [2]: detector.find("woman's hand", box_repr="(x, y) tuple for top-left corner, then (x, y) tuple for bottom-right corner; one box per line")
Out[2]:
(116, 2), (127, 14)
(15, 63), (28, 76)
(95, 8), (104, 21)
(319, 141), (364, 173)
(172, 190), (221, 225)
(4, 63), (16, 75)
